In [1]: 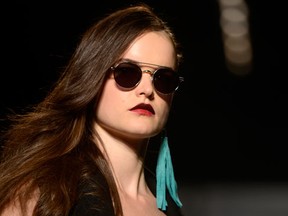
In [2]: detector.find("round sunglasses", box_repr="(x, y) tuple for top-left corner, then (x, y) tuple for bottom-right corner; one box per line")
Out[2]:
(110, 60), (184, 94)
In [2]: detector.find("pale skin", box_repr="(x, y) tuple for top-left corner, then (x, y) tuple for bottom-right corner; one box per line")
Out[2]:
(95, 31), (176, 216)
(2, 31), (176, 216)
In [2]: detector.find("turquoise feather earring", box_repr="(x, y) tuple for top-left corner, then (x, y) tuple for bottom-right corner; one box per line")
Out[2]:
(156, 130), (182, 211)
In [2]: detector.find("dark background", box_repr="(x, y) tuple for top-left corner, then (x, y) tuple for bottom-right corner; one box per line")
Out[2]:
(1, 0), (288, 185)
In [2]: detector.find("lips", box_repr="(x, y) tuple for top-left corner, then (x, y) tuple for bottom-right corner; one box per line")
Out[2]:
(130, 103), (155, 115)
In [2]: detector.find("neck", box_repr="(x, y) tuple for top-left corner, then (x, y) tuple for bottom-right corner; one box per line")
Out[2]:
(94, 124), (150, 196)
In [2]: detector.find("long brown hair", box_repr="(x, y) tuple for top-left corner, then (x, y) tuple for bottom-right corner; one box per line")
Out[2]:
(0, 3), (182, 216)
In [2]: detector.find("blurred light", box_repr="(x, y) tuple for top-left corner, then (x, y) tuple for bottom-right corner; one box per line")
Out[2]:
(218, 0), (253, 75)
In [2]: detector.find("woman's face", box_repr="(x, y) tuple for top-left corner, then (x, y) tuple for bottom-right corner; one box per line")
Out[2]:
(95, 31), (177, 140)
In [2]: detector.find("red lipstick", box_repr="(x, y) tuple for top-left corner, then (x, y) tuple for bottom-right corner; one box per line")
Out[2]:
(130, 103), (155, 116)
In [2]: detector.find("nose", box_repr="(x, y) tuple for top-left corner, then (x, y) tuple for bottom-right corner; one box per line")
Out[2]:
(136, 69), (154, 97)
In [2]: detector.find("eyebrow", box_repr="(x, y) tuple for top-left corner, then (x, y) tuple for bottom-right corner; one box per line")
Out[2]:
(120, 58), (175, 70)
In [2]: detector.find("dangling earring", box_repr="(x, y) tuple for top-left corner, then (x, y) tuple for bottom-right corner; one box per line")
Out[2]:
(156, 130), (182, 211)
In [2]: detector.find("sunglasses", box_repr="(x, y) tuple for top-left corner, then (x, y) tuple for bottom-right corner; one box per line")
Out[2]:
(110, 60), (184, 94)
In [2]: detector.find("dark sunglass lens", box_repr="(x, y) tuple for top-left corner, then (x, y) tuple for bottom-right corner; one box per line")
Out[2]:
(114, 63), (142, 89)
(153, 69), (179, 94)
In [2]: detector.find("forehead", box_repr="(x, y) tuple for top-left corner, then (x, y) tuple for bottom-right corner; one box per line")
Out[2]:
(122, 31), (176, 69)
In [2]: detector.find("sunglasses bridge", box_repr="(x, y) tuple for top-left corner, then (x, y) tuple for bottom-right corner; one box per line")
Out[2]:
(142, 69), (157, 77)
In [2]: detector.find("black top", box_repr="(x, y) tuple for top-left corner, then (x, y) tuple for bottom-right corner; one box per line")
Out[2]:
(69, 168), (184, 216)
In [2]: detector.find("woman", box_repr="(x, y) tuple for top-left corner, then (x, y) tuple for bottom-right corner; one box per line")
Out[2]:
(0, 3), (184, 216)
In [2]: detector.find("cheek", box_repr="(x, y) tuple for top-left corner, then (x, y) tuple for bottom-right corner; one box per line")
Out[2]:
(157, 95), (173, 121)
(159, 93), (174, 110)
(96, 80), (120, 119)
